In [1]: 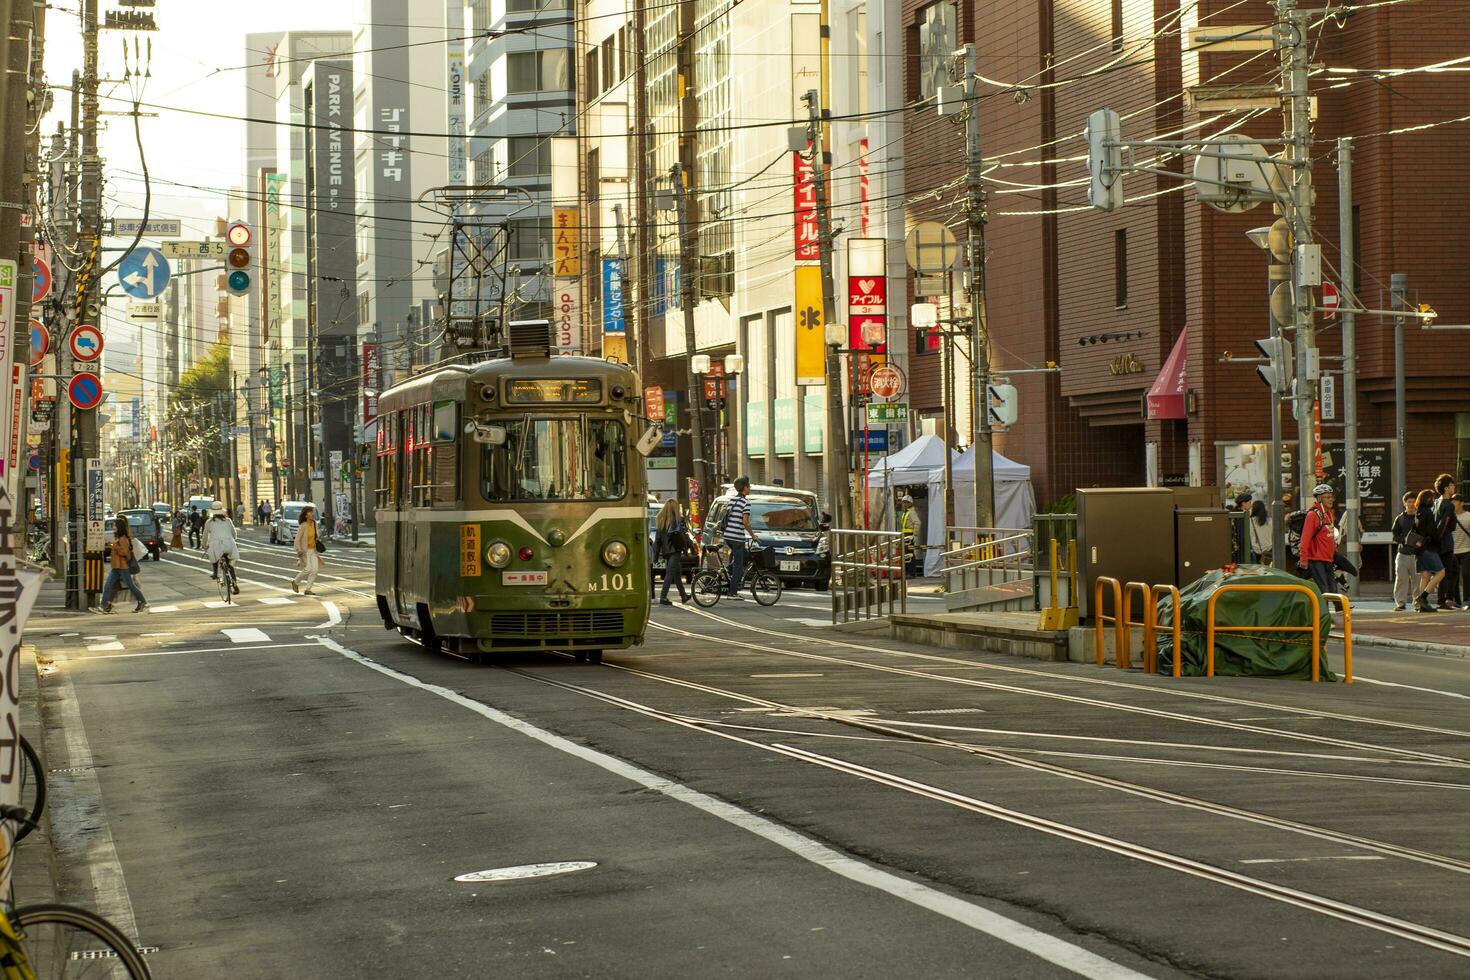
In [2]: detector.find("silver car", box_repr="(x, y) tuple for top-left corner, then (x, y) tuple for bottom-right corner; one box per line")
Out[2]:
(270, 501), (315, 545)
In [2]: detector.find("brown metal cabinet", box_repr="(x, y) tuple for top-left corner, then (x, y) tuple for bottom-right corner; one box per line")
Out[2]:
(1175, 508), (1234, 587)
(1077, 488), (1176, 619)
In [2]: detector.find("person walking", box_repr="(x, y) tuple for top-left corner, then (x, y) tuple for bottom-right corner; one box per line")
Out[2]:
(1434, 474), (1459, 609)
(1453, 494), (1470, 608)
(898, 495), (924, 577)
(654, 499), (694, 605)
(187, 505), (205, 549)
(1248, 499), (1272, 565)
(171, 508), (184, 549)
(291, 504), (322, 595)
(1390, 491), (1421, 611)
(100, 515), (147, 614)
(1296, 483), (1339, 597)
(722, 477), (755, 598)
(205, 502), (242, 594)
(1413, 489), (1446, 613)
(261, 499), (273, 527)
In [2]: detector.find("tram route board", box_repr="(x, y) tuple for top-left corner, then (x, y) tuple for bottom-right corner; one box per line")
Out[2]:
(504, 379), (602, 404)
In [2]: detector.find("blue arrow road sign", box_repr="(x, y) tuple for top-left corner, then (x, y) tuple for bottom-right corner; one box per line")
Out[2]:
(117, 247), (170, 299)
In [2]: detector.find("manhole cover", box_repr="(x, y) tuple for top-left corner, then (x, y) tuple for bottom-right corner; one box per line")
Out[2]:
(454, 861), (597, 883)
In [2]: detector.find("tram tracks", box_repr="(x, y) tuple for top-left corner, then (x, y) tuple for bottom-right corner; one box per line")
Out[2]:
(499, 661), (1470, 961)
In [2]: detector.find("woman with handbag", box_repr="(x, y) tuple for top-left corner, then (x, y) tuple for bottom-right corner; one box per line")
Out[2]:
(654, 499), (693, 605)
(100, 516), (148, 614)
(1413, 489), (1445, 613)
(291, 505), (323, 595)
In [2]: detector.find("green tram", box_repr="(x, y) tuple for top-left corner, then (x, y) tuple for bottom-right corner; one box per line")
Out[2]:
(372, 345), (652, 663)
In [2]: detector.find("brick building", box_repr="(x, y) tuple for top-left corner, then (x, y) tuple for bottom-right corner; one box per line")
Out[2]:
(901, 0), (1470, 523)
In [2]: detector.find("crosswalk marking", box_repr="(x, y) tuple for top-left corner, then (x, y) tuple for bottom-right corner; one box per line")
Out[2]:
(86, 641), (124, 652)
(258, 596), (294, 606)
(203, 600), (231, 609)
(148, 605), (181, 613)
(222, 628), (271, 644)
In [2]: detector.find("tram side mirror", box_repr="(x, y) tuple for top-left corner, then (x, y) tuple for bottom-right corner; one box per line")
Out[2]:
(634, 425), (663, 457)
(466, 421), (508, 446)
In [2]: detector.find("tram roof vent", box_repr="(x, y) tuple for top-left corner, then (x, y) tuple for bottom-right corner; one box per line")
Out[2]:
(507, 319), (553, 360)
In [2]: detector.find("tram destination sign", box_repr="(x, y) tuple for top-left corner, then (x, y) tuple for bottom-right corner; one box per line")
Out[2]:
(504, 378), (602, 404)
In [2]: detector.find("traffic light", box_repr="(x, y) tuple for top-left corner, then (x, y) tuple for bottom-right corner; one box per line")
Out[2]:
(1085, 108), (1124, 212)
(987, 383), (1018, 427)
(1254, 336), (1293, 392)
(224, 221), (252, 296)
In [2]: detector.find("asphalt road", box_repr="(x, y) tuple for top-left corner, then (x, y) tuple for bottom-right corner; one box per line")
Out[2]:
(20, 529), (1470, 978)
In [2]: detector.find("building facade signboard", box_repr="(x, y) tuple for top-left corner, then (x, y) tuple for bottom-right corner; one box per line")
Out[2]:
(553, 279), (580, 353)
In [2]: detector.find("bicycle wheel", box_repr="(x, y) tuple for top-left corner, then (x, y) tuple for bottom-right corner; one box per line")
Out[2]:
(14, 903), (152, 979)
(16, 735), (44, 843)
(217, 564), (232, 604)
(691, 571), (724, 607)
(750, 572), (783, 606)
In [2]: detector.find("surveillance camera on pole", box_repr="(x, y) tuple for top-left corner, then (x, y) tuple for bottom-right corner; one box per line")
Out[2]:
(1254, 337), (1293, 391)
(1085, 108), (1124, 211)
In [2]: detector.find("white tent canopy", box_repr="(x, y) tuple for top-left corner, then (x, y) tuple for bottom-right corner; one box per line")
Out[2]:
(922, 448), (1037, 575)
(865, 433), (956, 488)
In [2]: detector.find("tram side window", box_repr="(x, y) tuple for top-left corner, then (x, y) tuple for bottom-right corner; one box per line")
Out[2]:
(375, 412), (397, 509)
(481, 417), (627, 501)
(412, 403), (434, 507)
(431, 400), (458, 506)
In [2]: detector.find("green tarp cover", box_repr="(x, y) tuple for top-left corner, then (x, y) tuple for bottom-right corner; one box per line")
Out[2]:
(1155, 565), (1337, 681)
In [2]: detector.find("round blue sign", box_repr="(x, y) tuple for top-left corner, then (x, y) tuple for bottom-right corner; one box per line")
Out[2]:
(68, 372), (103, 411)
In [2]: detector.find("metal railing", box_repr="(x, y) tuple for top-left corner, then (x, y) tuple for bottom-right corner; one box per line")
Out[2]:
(1205, 583), (1325, 682)
(941, 526), (1033, 612)
(831, 528), (907, 624)
(1033, 513), (1077, 608)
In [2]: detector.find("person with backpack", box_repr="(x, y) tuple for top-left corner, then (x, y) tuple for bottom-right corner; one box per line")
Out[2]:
(1413, 489), (1446, 613)
(1390, 491), (1420, 611)
(654, 499), (695, 605)
(1434, 474), (1459, 609)
(1296, 483), (1339, 596)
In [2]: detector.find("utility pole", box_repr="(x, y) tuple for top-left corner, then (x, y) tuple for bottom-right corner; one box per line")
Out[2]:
(1337, 138), (1359, 595)
(961, 44), (994, 530)
(1278, 0), (1318, 498)
(1391, 273), (1407, 510)
(670, 162), (710, 504)
(69, 0), (102, 609)
(804, 90), (852, 527)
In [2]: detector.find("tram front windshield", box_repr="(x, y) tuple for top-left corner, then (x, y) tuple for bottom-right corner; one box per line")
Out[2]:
(482, 416), (627, 501)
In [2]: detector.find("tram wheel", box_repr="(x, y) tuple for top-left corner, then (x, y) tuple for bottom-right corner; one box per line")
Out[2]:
(584, 650), (603, 665)
(572, 651), (588, 662)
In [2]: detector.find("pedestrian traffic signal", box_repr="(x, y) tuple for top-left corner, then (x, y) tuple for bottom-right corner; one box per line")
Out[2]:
(224, 221), (252, 296)
(1254, 336), (1293, 392)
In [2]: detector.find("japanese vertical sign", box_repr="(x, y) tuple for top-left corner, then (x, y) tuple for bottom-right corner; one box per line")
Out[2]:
(0, 261), (15, 482)
(859, 138), (871, 236)
(846, 239), (888, 397)
(602, 259), (626, 363)
(553, 281), (580, 353)
(793, 149), (819, 261)
(362, 342), (380, 423)
(553, 208), (580, 277)
(795, 265), (826, 385)
(644, 385), (665, 421)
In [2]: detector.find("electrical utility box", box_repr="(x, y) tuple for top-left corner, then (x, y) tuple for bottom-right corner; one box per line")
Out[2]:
(1175, 508), (1235, 587)
(1077, 488), (1177, 620)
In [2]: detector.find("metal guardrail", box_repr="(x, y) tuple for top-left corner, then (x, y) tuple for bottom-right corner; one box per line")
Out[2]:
(941, 526), (1033, 611)
(1205, 583), (1325, 682)
(1033, 513), (1076, 608)
(1322, 592), (1355, 683)
(831, 528), (907, 624)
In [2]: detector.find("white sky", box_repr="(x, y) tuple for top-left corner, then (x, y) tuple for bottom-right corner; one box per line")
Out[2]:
(44, 0), (357, 240)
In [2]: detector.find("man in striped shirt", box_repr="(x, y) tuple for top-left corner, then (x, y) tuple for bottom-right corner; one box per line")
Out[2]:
(723, 476), (756, 597)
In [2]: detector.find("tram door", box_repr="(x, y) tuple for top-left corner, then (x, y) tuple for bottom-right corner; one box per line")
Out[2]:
(393, 408), (414, 618)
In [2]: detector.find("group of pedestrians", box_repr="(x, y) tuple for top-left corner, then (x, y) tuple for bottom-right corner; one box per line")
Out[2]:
(100, 500), (326, 612)
(1391, 473), (1470, 613)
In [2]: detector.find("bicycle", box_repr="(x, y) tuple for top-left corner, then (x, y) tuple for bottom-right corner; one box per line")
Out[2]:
(692, 544), (782, 607)
(215, 555), (239, 605)
(0, 807), (153, 978)
(24, 528), (49, 567)
(15, 737), (43, 846)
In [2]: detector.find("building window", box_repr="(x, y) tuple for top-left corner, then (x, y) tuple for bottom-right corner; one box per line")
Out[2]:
(916, 2), (956, 101)
(506, 217), (551, 263)
(585, 50), (599, 100)
(1111, 0), (1124, 53)
(473, 72), (490, 117)
(506, 136), (549, 178)
(472, 149), (492, 185)
(1114, 229), (1128, 308)
(508, 49), (570, 95)
(507, 0), (567, 11)
(601, 37), (614, 92)
(471, 0), (491, 33)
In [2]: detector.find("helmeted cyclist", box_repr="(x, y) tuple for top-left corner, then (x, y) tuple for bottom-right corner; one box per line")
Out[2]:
(205, 501), (241, 595)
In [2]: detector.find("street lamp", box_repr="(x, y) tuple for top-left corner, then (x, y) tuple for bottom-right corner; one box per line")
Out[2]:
(1247, 225), (1287, 568)
(722, 354), (744, 482)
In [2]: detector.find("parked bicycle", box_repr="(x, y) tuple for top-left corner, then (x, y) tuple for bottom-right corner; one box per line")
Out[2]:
(24, 527), (49, 567)
(692, 544), (783, 607)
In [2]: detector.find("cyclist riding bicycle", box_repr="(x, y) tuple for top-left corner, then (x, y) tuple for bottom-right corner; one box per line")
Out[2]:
(205, 501), (241, 595)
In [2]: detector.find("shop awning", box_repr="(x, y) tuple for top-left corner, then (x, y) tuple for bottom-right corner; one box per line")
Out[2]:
(1146, 329), (1188, 420)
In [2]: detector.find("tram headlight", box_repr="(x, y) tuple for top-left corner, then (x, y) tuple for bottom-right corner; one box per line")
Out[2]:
(602, 540), (628, 568)
(486, 541), (511, 568)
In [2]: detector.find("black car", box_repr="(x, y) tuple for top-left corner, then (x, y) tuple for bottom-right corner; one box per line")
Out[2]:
(699, 485), (830, 589)
(120, 508), (167, 560)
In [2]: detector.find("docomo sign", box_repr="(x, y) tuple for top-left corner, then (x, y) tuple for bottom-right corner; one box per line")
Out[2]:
(553, 280), (580, 353)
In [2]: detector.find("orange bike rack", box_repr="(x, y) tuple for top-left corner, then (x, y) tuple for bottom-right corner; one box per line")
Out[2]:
(1120, 582), (1151, 672)
(1322, 592), (1355, 684)
(1150, 584), (1182, 678)
(1093, 576), (1125, 668)
(1204, 583), (1323, 682)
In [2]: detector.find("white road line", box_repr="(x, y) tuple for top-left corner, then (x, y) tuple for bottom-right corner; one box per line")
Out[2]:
(147, 605), (181, 613)
(258, 596), (295, 606)
(1240, 856), (1386, 865)
(311, 635), (1151, 980)
(42, 655), (142, 943)
(85, 641), (123, 652)
(315, 601), (343, 628)
(78, 642), (320, 661)
(787, 617), (838, 627)
(223, 628), (271, 644)
(1353, 676), (1470, 701)
(750, 672), (824, 678)
(203, 600), (232, 609)
(140, 632), (174, 637)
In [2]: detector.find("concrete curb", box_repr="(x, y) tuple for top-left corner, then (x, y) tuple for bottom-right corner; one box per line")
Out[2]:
(1336, 631), (1470, 659)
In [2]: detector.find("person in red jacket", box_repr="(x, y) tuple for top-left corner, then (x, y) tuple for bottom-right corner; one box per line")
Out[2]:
(1297, 482), (1339, 595)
